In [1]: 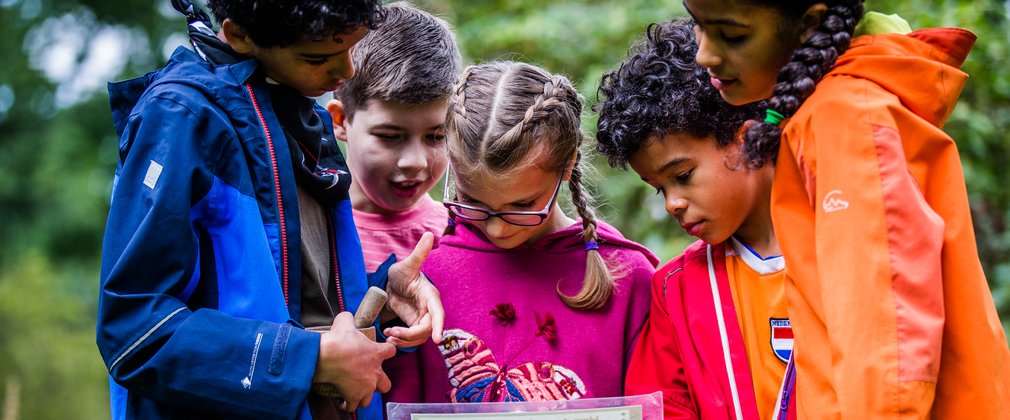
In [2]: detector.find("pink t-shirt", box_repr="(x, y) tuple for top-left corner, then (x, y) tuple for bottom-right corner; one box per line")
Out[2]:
(352, 195), (447, 272)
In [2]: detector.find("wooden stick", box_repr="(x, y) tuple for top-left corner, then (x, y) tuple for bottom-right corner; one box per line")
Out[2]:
(353, 286), (388, 329)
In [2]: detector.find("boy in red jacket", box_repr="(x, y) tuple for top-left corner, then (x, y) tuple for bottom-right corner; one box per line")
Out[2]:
(595, 19), (790, 419)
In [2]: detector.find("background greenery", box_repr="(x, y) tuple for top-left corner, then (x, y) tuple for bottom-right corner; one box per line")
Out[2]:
(0, 0), (1006, 418)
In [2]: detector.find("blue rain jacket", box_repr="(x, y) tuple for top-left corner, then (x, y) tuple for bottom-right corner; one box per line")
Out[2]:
(98, 46), (387, 419)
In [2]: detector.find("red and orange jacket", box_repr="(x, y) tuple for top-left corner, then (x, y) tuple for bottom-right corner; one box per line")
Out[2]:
(625, 241), (796, 419)
(774, 28), (1010, 418)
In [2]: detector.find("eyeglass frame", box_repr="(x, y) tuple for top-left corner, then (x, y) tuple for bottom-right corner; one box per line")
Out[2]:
(442, 163), (565, 227)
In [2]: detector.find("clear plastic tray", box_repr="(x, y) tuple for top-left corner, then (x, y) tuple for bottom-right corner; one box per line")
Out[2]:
(386, 392), (663, 420)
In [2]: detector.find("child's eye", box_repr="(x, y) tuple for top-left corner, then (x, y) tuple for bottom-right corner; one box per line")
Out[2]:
(511, 201), (535, 209)
(721, 32), (746, 44)
(676, 169), (694, 185)
(654, 186), (665, 196)
(428, 133), (445, 143)
(458, 195), (481, 206)
(305, 58), (328, 66)
(374, 133), (401, 141)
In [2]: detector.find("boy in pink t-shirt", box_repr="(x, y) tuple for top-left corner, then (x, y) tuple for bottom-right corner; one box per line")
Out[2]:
(325, 2), (461, 272)
(352, 197), (447, 272)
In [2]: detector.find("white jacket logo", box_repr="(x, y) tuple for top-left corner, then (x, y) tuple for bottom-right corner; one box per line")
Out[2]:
(822, 190), (849, 213)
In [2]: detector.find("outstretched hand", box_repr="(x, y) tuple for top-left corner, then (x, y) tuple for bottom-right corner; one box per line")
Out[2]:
(384, 232), (445, 348)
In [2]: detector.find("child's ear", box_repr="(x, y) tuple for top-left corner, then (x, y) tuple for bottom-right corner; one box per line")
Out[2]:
(562, 150), (580, 182)
(735, 120), (757, 146)
(326, 99), (349, 142)
(798, 3), (829, 43)
(220, 18), (255, 55)
(726, 120), (756, 169)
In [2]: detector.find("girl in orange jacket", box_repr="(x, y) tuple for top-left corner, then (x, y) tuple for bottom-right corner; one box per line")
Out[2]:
(684, 0), (1010, 418)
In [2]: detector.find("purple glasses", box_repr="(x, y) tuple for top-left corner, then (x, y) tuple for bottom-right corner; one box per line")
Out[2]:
(443, 165), (564, 227)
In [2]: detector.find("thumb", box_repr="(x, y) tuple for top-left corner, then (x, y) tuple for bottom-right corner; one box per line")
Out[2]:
(375, 341), (396, 360)
(398, 232), (434, 273)
(330, 311), (354, 332)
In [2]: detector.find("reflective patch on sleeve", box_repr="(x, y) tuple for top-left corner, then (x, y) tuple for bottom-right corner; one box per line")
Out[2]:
(143, 160), (163, 189)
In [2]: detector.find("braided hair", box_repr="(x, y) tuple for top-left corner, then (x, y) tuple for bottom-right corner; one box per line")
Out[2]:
(743, 0), (865, 168)
(446, 61), (614, 310)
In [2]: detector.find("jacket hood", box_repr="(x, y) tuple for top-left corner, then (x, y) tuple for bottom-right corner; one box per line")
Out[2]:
(828, 28), (976, 128)
(108, 46), (259, 137)
(444, 219), (660, 266)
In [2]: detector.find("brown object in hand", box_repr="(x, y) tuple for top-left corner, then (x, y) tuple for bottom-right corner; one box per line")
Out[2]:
(353, 286), (388, 329)
(309, 286), (389, 400)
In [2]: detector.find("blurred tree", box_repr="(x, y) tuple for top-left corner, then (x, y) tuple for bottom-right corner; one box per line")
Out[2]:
(0, 0), (1006, 418)
(1, 1), (183, 418)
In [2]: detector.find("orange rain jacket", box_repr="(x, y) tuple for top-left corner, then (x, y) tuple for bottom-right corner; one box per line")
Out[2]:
(773, 28), (1010, 418)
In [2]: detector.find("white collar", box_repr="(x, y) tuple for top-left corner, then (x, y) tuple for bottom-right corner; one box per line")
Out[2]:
(728, 236), (785, 275)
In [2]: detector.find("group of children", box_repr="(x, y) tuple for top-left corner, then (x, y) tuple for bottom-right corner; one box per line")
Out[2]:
(96, 0), (1010, 418)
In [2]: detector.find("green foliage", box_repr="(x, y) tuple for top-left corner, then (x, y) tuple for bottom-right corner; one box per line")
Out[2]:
(0, 253), (108, 419)
(1, 0), (1008, 418)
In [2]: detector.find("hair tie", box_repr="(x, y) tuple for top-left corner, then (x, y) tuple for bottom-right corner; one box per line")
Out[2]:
(764, 109), (785, 125)
(584, 241), (599, 252)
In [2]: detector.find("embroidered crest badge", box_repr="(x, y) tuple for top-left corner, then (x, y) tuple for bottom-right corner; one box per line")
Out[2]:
(769, 318), (793, 363)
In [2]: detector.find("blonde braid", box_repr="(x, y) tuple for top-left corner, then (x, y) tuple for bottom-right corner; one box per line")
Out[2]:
(557, 152), (615, 311)
(493, 75), (573, 158)
(443, 66), (476, 237)
(522, 76), (571, 129)
(568, 156), (598, 243)
(450, 66), (474, 119)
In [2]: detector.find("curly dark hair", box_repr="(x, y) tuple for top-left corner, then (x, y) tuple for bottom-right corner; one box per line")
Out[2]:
(743, 0), (865, 168)
(595, 18), (763, 169)
(207, 0), (385, 48)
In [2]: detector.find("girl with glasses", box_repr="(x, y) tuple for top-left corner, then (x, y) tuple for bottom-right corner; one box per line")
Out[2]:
(384, 61), (659, 405)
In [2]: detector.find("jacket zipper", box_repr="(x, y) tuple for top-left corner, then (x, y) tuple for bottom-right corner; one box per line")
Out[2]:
(327, 215), (344, 312)
(707, 244), (744, 420)
(246, 83), (290, 304)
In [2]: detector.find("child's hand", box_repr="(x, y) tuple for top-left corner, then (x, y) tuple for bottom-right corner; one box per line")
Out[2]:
(313, 312), (396, 411)
(384, 232), (445, 347)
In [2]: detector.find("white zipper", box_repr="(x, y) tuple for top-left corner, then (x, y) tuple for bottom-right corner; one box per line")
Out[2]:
(708, 244), (744, 420)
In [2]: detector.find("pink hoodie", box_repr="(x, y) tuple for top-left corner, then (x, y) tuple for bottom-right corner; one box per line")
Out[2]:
(384, 219), (658, 405)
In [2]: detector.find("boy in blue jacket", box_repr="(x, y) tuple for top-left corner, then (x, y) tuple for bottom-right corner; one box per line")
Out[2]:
(98, 1), (444, 418)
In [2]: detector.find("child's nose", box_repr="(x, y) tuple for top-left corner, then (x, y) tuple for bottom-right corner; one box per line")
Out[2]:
(665, 195), (688, 216)
(398, 140), (427, 172)
(695, 34), (722, 69)
(483, 217), (510, 239)
(329, 55), (355, 81)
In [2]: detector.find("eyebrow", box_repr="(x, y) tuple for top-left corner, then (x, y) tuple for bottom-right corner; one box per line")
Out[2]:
(657, 156), (691, 174)
(458, 190), (541, 209)
(682, 1), (750, 28)
(300, 54), (336, 60)
(369, 124), (404, 131)
(299, 50), (346, 59)
(370, 123), (446, 132)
